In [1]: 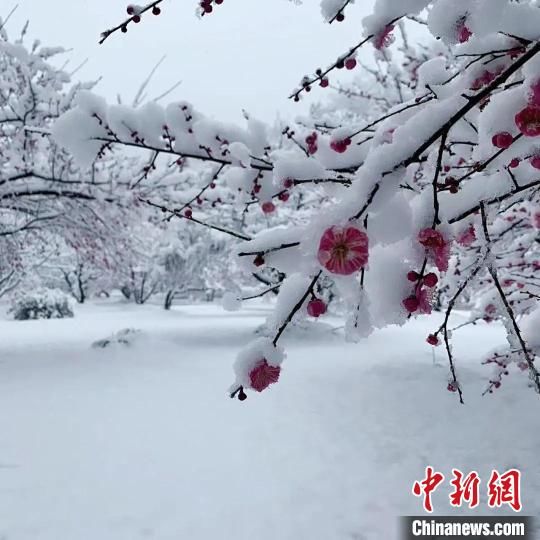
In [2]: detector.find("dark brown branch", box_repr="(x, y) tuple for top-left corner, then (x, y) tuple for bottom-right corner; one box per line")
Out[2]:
(433, 264), (485, 404)
(99, 1), (164, 44)
(454, 134), (523, 185)
(289, 34), (374, 101)
(432, 132), (447, 226)
(164, 164), (226, 220)
(242, 283), (282, 301)
(352, 183), (380, 220)
(290, 16), (406, 101)
(141, 198), (251, 241)
(328, 0), (353, 24)
(238, 242), (301, 258)
(93, 136), (273, 172)
(273, 271), (322, 346)
(449, 179), (540, 223)
(349, 93), (434, 139)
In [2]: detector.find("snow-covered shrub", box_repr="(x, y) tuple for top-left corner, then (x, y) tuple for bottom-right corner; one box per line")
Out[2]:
(9, 288), (74, 321)
(0, 22), (227, 307)
(92, 328), (141, 348)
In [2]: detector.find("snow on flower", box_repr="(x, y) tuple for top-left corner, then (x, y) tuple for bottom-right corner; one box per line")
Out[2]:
(232, 338), (284, 394)
(317, 226), (369, 275)
(249, 360), (281, 392)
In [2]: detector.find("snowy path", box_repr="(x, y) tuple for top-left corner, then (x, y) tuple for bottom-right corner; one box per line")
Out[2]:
(0, 301), (538, 540)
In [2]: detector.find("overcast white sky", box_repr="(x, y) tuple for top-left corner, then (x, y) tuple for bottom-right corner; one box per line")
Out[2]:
(7, 0), (375, 122)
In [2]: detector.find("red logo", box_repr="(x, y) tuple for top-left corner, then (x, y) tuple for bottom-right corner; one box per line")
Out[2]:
(412, 466), (445, 513)
(449, 469), (481, 509)
(412, 468), (522, 513)
(487, 469), (522, 512)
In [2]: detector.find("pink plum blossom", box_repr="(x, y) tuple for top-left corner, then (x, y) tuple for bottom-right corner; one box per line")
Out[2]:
(261, 201), (276, 214)
(416, 287), (433, 314)
(330, 138), (351, 153)
(402, 287), (433, 315)
(457, 21), (472, 43)
(491, 132), (513, 149)
(318, 226), (369, 275)
(470, 68), (502, 91)
(418, 228), (451, 272)
(307, 299), (327, 318)
(249, 360), (281, 392)
(530, 156), (540, 169)
(373, 25), (394, 50)
(515, 106), (540, 137)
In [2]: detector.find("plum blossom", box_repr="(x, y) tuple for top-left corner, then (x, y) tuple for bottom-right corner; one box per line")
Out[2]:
(261, 201), (276, 214)
(456, 18), (472, 43)
(457, 225), (476, 247)
(530, 156), (540, 169)
(423, 272), (438, 288)
(249, 360), (281, 392)
(515, 106), (540, 137)
(416, 287), (433, 314)
(306, 132), (318, 154)
(373, 25), (394, 50)
(318, 226), (369, 275)
(307, 298), (327, 317)
(418, 228), (451, 272)
(491, 132), (513, 149)
(330, 138), (352, 153)
(470, 68), (502, 91)
(402, 287), (433, 315)
(483, 303), (497, 323)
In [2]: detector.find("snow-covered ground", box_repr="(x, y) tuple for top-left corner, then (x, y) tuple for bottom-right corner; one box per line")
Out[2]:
(0, 300), (538, 540)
